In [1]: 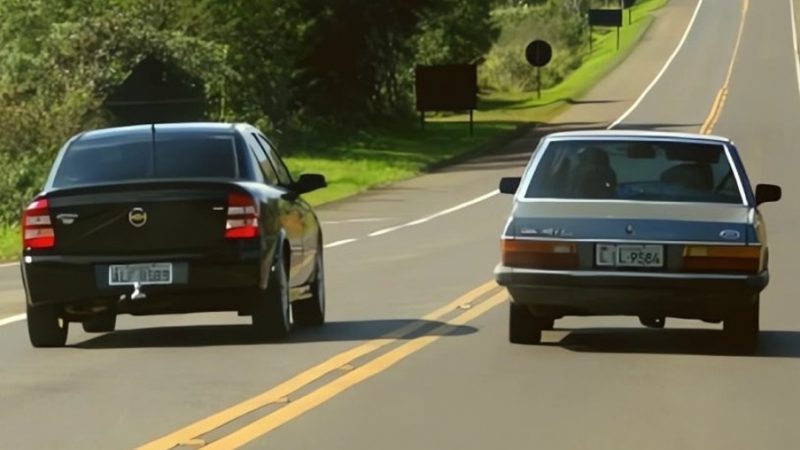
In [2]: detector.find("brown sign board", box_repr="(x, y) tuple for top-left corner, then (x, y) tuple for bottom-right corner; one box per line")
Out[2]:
(623, 0), (637, 8)
(415, 64), (478, 112)
(588, 9), (623, 27)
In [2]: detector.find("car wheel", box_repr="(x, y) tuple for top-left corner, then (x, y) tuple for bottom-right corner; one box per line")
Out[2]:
(292, 247), (325, 326)
(723, 295), (759, 353)
(509, 303), (544, 344)
(252, 256), (291, 340)
(27, 303), (68, 348)
(82, 314), (117, 333)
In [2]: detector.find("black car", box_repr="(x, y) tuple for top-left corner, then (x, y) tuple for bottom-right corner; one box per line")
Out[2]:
(20, 123), (327, 347)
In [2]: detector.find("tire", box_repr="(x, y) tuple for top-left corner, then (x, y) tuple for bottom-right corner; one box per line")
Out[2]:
(252, 255), (291, 340)
(82, 314), (116, 333)
(723, 295), (759, 353)
(292, 247), (325, 326)
(27, 303), (68, 348)
(509, 303), (544, 344)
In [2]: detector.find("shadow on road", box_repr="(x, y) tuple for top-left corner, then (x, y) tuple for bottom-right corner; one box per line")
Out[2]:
(547, 328), (800, 358)
(72, 319), (477, 349)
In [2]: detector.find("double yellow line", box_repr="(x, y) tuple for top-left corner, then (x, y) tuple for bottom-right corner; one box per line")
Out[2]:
(700, 0), (749, 134)
(137, 281), (506, 449)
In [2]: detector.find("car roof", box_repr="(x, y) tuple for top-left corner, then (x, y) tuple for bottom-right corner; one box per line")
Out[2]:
(544, 130), (731, 144)
(76, 122), (242, 141)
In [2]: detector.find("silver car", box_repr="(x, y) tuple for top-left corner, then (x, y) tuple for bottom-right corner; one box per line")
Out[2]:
(494, 131), (782, 351)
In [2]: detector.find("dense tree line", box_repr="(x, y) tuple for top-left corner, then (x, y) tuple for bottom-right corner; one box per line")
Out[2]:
(0, 0), (497, 222)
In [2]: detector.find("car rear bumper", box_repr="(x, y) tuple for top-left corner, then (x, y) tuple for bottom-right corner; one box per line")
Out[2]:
(494, 264), (768, 320)
(21, 252), (266, 313)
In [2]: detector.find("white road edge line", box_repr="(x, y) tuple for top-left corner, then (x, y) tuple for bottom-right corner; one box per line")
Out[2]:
(324, 238), (358, 249)
(0, 262), (18, 268)
(607, 0), (705, 129)
(790, 0), (800, 96)
(0, 314), (26, 327)
(321, 218), (389, 225)
(368, 190), (500, 237)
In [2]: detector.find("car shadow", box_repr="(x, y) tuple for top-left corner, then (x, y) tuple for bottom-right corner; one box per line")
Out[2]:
(545, 327), (800, 358)
(72, 319), (477, 349)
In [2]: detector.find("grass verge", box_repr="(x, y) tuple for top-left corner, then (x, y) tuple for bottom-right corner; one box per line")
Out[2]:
(0, 226), (17, 262)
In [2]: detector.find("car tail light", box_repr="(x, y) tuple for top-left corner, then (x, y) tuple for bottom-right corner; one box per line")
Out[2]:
(682, 245), (762, 273)
(225, 192), (259, 239)
(501, 239), (578, 269)
(22, 199), (55, 249)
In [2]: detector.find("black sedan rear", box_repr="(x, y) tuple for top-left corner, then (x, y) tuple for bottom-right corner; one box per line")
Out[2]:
(20, 123), (327, 347)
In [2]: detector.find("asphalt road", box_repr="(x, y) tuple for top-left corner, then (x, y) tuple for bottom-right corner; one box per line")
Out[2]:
(2, 0), (799, 448)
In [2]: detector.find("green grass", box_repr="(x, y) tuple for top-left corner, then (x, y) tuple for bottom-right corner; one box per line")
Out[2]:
(0, 0), (666, 262)
(284, 0), (666, 207)
(0, 226), (17, 262)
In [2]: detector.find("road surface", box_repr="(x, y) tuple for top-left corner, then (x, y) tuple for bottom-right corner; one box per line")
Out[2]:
(1, 0), (799, 448)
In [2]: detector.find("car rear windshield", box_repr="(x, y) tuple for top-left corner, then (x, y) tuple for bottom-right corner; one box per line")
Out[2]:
(525, 140), (743, 204)
(52, 134), (239, 187)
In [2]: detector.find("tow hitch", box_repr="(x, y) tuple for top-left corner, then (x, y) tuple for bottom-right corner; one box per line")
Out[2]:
(119, 282), (147, 301)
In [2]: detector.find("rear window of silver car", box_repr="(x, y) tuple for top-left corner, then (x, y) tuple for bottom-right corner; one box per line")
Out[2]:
(524, 140), (743, 204)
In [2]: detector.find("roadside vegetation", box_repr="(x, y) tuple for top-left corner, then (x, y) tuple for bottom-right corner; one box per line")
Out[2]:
(0, 0), (666, 260)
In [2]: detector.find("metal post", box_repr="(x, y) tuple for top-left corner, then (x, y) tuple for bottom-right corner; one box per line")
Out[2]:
(616, 26), (620, 51)
(589, 25), (593, 53)
(629, 9), (633, 25)
(537, 67), (542, 100)
(420, 111), (426, 130)
(469, 110), (474, 136)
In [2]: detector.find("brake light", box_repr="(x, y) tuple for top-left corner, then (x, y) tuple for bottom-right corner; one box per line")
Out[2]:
(682, 245), (762, 273)
(501, 239), (578, 269)
(225, 192), (260, 239)
(22, 199), (55, 249)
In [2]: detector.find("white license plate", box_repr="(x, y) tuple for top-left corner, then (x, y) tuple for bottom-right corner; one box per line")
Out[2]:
(109, 263), (173, 286)
(596, 244), (664, 268)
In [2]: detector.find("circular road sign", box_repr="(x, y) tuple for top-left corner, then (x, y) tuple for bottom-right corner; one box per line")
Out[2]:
(525, 40), (552, 67)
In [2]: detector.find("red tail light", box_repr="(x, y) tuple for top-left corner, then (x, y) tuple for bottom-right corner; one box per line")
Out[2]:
(501, 239), (578, 269)
(22, 199), (55, 249)
(225, 192), (260, 239)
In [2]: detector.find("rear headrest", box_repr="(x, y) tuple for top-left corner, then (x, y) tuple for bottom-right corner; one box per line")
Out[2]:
(660, 163), (713, 191)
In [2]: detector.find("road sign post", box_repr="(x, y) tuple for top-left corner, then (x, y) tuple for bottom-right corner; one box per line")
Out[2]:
(525, 40), (553, 100)
(588, 9), (624, 52)
(415, 64), (478, 135)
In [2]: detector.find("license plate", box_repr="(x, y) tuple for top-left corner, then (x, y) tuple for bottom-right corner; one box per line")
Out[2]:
(596, 244), (664, 268)
(108, 263), (173, 286)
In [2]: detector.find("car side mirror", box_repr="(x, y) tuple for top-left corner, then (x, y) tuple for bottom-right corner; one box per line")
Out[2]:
(499, 177), (521, 195)
(294, 173), (327, 194)
(755, 184), (781, 206)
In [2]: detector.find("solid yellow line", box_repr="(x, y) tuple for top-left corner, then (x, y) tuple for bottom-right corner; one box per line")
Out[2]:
(701, 0), (749, 134)
(136, 280), (499, 450)
(204, 291), (509, 449)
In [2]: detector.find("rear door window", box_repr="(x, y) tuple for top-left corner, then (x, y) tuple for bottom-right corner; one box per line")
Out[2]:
(256, 134), (293, 186)
(243, 132), (279, 184)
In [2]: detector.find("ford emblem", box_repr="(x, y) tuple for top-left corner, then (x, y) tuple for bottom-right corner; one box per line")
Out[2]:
(719, 229), (741, 240)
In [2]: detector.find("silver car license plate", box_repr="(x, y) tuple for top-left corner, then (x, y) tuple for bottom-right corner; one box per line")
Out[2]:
(108, 263), (173, 286)
(596, 244), (664, 268)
